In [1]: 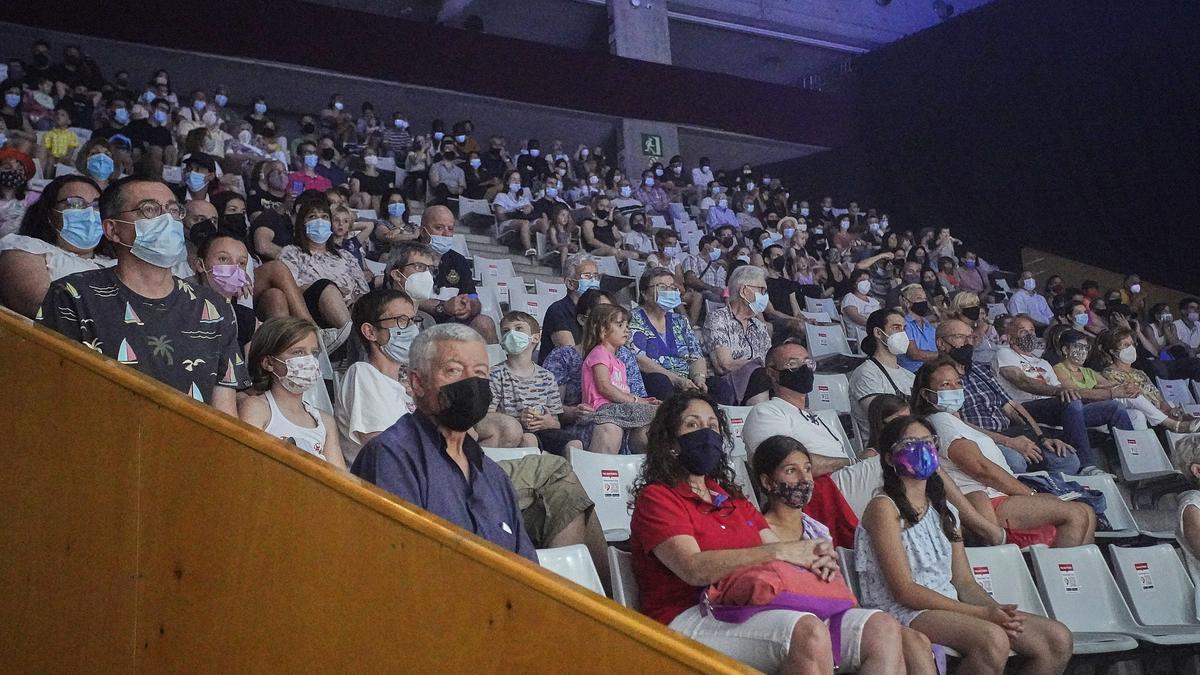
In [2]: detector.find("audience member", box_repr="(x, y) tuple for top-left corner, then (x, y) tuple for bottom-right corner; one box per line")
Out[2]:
(580, 304), (658, 453)
(897, 283), (938, 372)
(628, 267), (707, 400)
(490, 311), (573, 453)
(849, 309), (915, 437)
(538, 252), (599, 363)
(1007, 271), (1053, 329)
(703, 265), (772, 405)
(419, 204), (497, 342)
(1096, 328), (1200, 432)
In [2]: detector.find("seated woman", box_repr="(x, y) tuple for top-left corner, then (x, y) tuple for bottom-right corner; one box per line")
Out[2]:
(913, 357), (1096, 548)
(278, 197), (371, 352)
(238, 317), (347, 469)
(629, 267), (707, 401)
(492, 171), (541, 258)
(855, 414), (1073, 674)
(193, 232), (256, 351)
(630, 390), (897, 673)
(841, 269), (881, 341)
(579, 304), (659, 453)
(1096, 328), (1200, 432)
(946, 291), (1000, 365)
(371, 188), (418, 249)
(1138, 302), (1200, 382)
(580, 193), (637, 262)
(0, 175), (113, 317)
(703, 265), (774, 406)
(74, 137), (122, 190)
(754, 435), (936, 674)
(0, 147), (36, 237)
(349, 147), (393, 211)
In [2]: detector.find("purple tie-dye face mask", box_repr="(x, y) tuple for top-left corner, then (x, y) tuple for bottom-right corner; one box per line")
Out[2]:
(892, 438), (940, 480)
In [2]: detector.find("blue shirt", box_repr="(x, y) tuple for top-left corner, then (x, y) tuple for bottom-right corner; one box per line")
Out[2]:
(898, 315), (936, 372)
(351, 411), (536, 561)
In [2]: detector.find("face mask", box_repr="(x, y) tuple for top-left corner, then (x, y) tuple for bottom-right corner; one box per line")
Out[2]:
(656, 289), (682, 311)
(778, 364), (814, 394)
(770, 256), (787, 272)
(396, 269), (434, 301)
(306, 218), (332, 244)
(619, 186), (632, 198)
(813, 227), (823, 235)
(744, 205), (754, 214)
(1073, 313), (1090, 328)
(1190, 312), (1200, 323)
(214, 94), (228, 107)
(718, 199), (728, 209)
(442, 152), (457, 161)
(662, 245), (680, 259)
(331, 100), (343, 111)
(932, 388), (965, 413)
(144, 90), (157, 103)
(869, 222), (881, 232)
(193, 100), (206, 111)
(576, 277), (600, 294)
(432, 377), (493, 431)
(86, 153), (115, 181)
(911, 301), (930, 317)
(947, 343), (974, 367)
(528, 147), (539, 157)
(745, 182), (755, 191)
(748, 290), (769, 314)
(1068, 345), (1089, 365)
(117, 213), (186, 268)
(800, 207), (809, 216)
(428, 234), (454, 255)
(4, 93), (19, 108)
(855, 279), (871, 295)
(883, 330), (910, 356)
(380, 323), (419, 362)
(783, 227), (795, 239)
(544, 187), (562, 200)
(469, 158), (481, 169)
(1118, 345), (1138, 364)
(186, 171), (208, 192)
(272, 354), (321, 394)
(208, 264), (248, 297)
(188, 217), (216, 246)
(652, 168), (664, 177)
(301, 153), (317, 169)
(961, 305), (981, 321)
(153, 109), (168, 124)
(736, 255), (751, 265)
(254, 102), (267, 114)
(701, 165), (710, 172)
(708, 248), (722, 262)
(501, 329), (531, 355)
(111, 107), (130, 124)
(892, 439), (940, 480)
(1014, 334), (1038, 353)
(453, 134), (466, 143)
(219, 212), (248, 239)
(387, 202), (407, 218)
(839, 221), (850, 231)
(1158, 314), (1173, 323)
(509, 182), (522, 193)
(1022, 278), (1037, 292)
(643, 177), (655, 187)
(238, 129), (253, 145)
(767, 479), (814, 509)
(59, 207), (103, 249)
(1129, 284), (1142, 294)
(676, 428), (724, 476)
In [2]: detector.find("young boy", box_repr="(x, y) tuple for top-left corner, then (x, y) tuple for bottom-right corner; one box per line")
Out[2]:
(42, 108), (79, 165)
(490, 310), (578, 454)
(330, 204), (374, 278)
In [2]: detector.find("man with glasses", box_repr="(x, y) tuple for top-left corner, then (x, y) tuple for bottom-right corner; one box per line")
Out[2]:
(38, 176), (249, 415)
(413, 205), (497, 343)
(538, 251), (600, 364)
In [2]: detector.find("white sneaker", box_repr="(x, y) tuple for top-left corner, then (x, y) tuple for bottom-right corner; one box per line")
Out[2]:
(320, 324), (351, 352)
(1079, 465), (1107, 477)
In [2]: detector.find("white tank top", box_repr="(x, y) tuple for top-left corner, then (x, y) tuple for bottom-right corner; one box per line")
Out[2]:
(264, 390), (327, 460)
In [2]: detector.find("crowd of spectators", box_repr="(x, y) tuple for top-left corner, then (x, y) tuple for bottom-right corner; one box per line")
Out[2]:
(5, 38), (1200, 673)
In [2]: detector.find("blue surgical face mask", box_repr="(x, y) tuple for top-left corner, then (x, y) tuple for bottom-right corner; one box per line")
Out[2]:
(656, 289), (682, 311)
(545, 187), (558, 199)
(193, 100), (206, 111)
(186, 171), (207, 192)
(501, 329), (531, 355)
(783, 227), (796, 239)
(454, 134), (467, 143)
(153, 109), (168, 124)
(576, 277), (600, 294)
(117, 213), (186, 268)
(718, 199), (728, 209)
(380, 324), (419, 363)
(113, 107), (129, 124)
(254, 102), (267, 114)
(387, 202), (406, 218)
(708, 248), (721, 261)
(747, 290), (769, 314)
(428, 234), (454, 255)
(932, 388), (965, 413)
(303, 153), (318, 169)
(86, 153), (114, 180)
(214, 94), (228, 107)
(1073, 312), (1090, 328)
(306, 218), (333, 244)
(620, 186), (632, 197)
(59, 207), (103, 249)
(509, 182), (521, 193)
(469, 158), (481, 169)
(4, 93), (20, 108)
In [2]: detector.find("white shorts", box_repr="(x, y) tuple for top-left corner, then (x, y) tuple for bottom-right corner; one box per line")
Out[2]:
(668, 605), (880, 673)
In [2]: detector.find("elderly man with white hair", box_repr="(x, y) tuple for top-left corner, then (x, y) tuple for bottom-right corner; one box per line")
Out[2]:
(702, 264), (773, 405)
(537, 251), (600, 364)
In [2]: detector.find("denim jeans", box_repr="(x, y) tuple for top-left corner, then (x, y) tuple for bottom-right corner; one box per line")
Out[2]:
(998, 440), (1081, 475)
(1020, 397), (1132, 470)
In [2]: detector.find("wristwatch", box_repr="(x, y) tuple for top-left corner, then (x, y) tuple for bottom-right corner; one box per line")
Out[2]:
(434, 301), (446, 316)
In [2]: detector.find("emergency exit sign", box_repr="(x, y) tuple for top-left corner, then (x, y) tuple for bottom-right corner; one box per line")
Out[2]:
(640, 133), (663, 157)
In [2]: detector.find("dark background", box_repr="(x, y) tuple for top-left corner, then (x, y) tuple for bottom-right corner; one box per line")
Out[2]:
(771, 0), (1200, 292)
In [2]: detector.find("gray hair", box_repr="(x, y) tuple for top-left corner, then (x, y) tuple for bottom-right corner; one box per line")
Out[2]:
(1173, 435), (1200, 481)
(383, 242), (436, 283)
(408, 323), (486, 376)
(563, 251), (596, 280)
(728, 264), (767, 300)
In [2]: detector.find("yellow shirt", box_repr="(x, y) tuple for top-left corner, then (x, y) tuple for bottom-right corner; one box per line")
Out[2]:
(42, 128), (80, 159)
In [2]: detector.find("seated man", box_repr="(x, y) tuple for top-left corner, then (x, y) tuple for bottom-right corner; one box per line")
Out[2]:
(743, 341), (851, 477)
(418, 205), (497, 343)
(1007, 271), (1053, 330)
(993, 315), (1129, 473)
(38, 176), (249, 415)
(537, 252), (599, 364)
(897, 283), (938, 373)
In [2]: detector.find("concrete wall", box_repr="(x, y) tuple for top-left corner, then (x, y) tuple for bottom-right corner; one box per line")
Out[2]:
(607, 0), (672, 65)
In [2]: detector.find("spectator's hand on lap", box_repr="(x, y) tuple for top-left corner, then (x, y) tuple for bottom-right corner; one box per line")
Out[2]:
(1118, 383), (1141, 398)
(1057, 386), (1079, 402)
(1006, 435), (1042, 462)
(1042, 437), (1073, 457)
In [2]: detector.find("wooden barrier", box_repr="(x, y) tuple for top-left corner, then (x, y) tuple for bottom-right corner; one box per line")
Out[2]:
(0, 308), (750, 673)
(1022, 247), (1192, 310)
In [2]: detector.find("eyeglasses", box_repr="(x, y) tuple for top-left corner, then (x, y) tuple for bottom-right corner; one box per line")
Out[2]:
(401, 262), (432, 273)
(650, 283), (679, 293)
(55, 196), (100, 211)
(941, 333), (978, 347)
(376, 314), (423, 329)
(892, 435), (939, 451)
(120, 199), (184, 220)
(774, 358), (816, 371)
(577, 272), (599, 280)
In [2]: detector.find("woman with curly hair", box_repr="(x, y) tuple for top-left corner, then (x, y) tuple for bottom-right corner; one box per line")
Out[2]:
(628, 390), (898, 673)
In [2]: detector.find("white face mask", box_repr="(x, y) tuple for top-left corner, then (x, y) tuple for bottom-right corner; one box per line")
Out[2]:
(856, 279), (871, 295)
(272, 354), (321, 394)
(403, 270), (435, 301)
(1023, 278), (1037, 292)
(1118, 345), (1138, 364)
(884, 330), (911, 356)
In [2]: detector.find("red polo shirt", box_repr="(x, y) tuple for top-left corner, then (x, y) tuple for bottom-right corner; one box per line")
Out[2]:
(630, 479), (770, 625)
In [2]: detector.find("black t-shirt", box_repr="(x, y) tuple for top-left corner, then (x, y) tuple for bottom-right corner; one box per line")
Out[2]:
(464, 166), (496, 200)
(767, 277), (802, 316)
(251, 209), (294, 254)
(126, 119), (172, 149)
(435, 249), (476, 297)
(91, 123), (129, 140)
(517, 155), (550, 185)
(481, 150), (507, 179)
(246, 189), (286, 218)
(538, 295), (579, 365)
(587, 221), (618, 249)
(530, 197), (569, 223)
(1, 110), (22, 131)
(350, 170), (391, 196)
(233, 302), (257, 350)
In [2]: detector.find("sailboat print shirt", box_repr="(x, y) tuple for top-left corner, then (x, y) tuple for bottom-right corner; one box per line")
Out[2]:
(37, 267), (251, 404)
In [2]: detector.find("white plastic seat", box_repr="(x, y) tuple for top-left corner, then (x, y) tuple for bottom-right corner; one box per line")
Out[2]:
(800, 311), (832, 323)
(487, 343), (507, 368)
(837, 547), (859, 600)
(805, 323), (854, 361)
(593, 255), (622, 277)
(1062, 473), (1140, 539)
(514, 292), (554, 324)
(1026, 544), (1156, 650)
(804, 296), (839, 319)
(1109, 544), (1200, 636)
(535, 280), (567, 298)
(458, 196), (494, 221)
(810, 373), (852, 415)
(719, 404), (754, 458)
(994, 278), (1014, 298)
(626, 258), (647, 281)
(486, 275), (526, 306)
(731, 458), (760, 510)
(986, 303), (1008, 320)
(482, 446), (540, 463)
(1110, 426), (1182, 483)
(568, 448), (644, 541)
(537, 544), (605, 596)
(607, 547), (639, 609)
(451, 233), (470, 258)
(1157, 378), (1198, 407)
(473, 255), (516, 282)
(364, 258), (386, 277)
(476, 283), (503, 328)
(965, 545), (1048, 615)
(649, 215), (668, 231)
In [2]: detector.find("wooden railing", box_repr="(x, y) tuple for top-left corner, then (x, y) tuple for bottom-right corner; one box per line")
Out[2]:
(1022, 247), (1191, 310)
(0, 308), (749, 673)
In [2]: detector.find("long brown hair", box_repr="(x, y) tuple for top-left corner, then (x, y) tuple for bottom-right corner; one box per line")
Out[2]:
(630, 390), (744, 506)
(247, 317), (318, 392)
(581, 303), (629, 356)
(877, 415), (960, 542)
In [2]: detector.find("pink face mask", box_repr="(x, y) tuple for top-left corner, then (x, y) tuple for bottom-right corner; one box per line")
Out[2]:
(208, 264), (248, 297)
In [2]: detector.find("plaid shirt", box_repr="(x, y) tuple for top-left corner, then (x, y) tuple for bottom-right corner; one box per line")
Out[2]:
(960, 362), (1013, 432)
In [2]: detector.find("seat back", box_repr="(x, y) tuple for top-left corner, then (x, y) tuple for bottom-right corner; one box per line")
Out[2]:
(987, 303), (1009, 320)
(1156, 378), (1197, 407)
(494, 276), (528, 306)
(801, 311), (832, 323)
(473, 255), (516, 282)
(805, 296), (839, 318)
(838, 547), (860, 599)
(965, 544), (1048, 616)
(649, 215), (668, 231)
(1109, 543), (1198, 626)
(811, 408), (854, 460)
(458, 196), (494, 219)
(1028, 544), (1141, 633)
(810, 373), (852, 415)
(607, 547), (639, 610)
(1063, 472), (1139, 537)
(805, 323), (853, 361)
(593, 255), (622, 277)
(476, 283), (503, 328)
(730, 458), (760, 510)
(718, 404), (755, 458)
(535, 280), (568, 299)
(626, 258), (647, 282)
(537, 544), (605, 596)
(568, 448), (645, 541)
(1110, 426), (1179, 482)
(482, 446), (541, 463)
(514, 292), (554, 324)
(451, 233), (470, 258)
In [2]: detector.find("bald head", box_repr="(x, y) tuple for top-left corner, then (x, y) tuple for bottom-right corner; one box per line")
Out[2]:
(421, 204), (455, 237)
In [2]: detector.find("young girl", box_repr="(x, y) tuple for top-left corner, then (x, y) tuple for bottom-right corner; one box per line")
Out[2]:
(329, 204), (373, 281)
(193, 232), (256, 351)
(856, 415), (1071, 674)
(239, 317), (346, 469)
(580, 304), (658, 453)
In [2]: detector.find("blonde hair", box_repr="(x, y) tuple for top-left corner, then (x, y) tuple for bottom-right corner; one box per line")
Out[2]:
(247, 317), (318, 392)
(950, 291), (980, 314)
(331, 204), (354, 221)
(581, 304), (629, 355)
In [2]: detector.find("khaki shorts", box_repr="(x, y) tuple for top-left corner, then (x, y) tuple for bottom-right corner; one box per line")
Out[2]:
(497, 454), (594, 547)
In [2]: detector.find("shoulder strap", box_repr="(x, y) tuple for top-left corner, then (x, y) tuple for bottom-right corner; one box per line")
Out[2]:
(869, 357), (907, 399)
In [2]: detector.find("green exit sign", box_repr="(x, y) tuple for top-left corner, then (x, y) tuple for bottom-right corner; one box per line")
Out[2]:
(640, 133), (663, 157)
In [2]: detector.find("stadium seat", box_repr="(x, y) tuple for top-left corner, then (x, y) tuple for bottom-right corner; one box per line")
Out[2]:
(457, 196), (495, 224)
(535, 280), (567, 298)
(649, 215), (668, 231)
(593, 255), (622, 278)
(965, 544), (1048, 615)
(537, 544), (605, 596)
(811, 408), (855, 460)
(800, 311), (832, 323)
(476, 283), (504, 328)
(482, 446), (541, 463)
(1062, 472), (1141, 539)
(487, 343), (507, 367)
(986, 303), (1008, 320)
(473, 256), (516, 282)
(718, 404), (754, 458)
(804, 296), (839, 318)
(730, 458), (760, 510)
(489, 275), (526, 305)
(805, 323), (855, 362)
(1109, 544), (1200, 636)
(513, 293), (553, 325)
(1157, 378), (1198, 407)
(1109, 426), (1182, 483)
(568, 448), (644, 541)
(809, 373), (852, 415)
(451, 233), (470, 258)
(607, 547), (639, 610)
(837, 547), (859, 599)
(626, 259), (647, 283)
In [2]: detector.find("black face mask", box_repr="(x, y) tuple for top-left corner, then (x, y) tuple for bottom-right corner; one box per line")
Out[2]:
(720, 236), (735, 248)
(188, 218), (216, 245)
(432, 377), (492, 432)
(33, 53), (49, 67)
(631, 222), (645, 232)
(777, 364), (814, 394)
(320, 148), (336, 161)
(219, 213), (249, 239)
(911, 301), (931, 317)
(676, 428), (724, 476)
(771, 256), (787, 272)
(443, 152), (457, 161)
(302, 123), (315, 135)
(594, 209), (610, 220)
(962, 305), (981, 321)
(947, 344), (974, 367)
